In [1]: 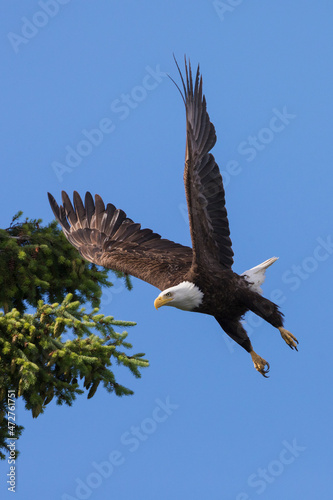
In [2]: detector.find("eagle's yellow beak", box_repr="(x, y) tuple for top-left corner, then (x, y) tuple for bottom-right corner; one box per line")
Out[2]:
(154, 296), (173, 309)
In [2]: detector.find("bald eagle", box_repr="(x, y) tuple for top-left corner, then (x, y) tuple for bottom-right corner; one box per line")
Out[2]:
(48, 57), (298, 377)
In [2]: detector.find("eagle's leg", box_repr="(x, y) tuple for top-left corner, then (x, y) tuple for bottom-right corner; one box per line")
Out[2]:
(244, 292), (299, 350)
(215, 317), (270, 377)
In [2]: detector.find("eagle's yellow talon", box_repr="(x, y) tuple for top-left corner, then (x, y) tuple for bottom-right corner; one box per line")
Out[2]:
(278, 327), (298, 351)
(250, 351), (270, 377)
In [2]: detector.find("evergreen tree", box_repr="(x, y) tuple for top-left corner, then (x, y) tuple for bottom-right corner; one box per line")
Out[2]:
(0, 213), (148, 459)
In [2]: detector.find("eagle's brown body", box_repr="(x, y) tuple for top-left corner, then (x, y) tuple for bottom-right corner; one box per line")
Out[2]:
(48, 57), (298, 376)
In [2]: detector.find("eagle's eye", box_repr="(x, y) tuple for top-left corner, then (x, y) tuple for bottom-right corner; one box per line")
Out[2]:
(165, 292), (172, 297)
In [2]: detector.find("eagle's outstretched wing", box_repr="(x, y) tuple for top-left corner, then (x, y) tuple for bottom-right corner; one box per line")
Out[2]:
(48, 191), (192, 291)
(175, 57), (234, 270)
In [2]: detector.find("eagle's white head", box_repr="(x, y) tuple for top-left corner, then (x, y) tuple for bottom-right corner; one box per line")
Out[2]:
(154, 281), (203, 312)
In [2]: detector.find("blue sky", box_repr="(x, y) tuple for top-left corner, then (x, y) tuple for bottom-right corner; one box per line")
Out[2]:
(1, 1), (333, 499)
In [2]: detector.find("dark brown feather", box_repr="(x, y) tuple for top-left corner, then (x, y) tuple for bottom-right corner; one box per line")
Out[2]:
(48, 192), (192, 290)
(174, 56), (234, 270)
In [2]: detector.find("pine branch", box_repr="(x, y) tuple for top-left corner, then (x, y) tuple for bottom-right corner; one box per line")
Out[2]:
(0, 294), (149, 459)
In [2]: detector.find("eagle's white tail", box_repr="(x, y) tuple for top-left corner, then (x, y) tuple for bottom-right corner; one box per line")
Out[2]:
(241, 257), (278, 294)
